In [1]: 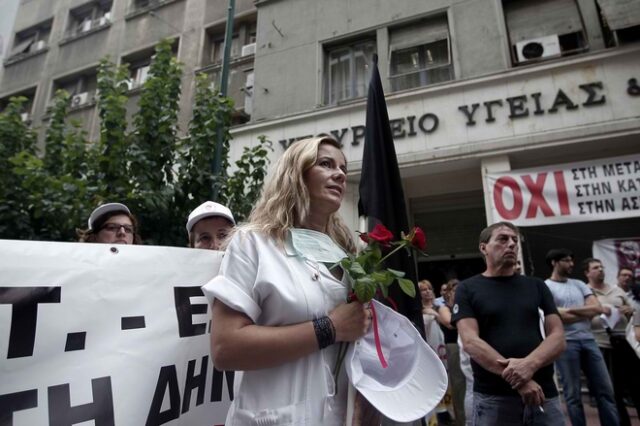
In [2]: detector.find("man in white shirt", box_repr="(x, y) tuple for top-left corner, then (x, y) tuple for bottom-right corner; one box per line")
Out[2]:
(584, 258), (639, 426)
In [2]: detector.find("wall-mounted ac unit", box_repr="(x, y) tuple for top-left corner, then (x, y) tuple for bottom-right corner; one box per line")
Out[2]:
(515, 35), (561, 63)
(71, 92), (89, 107)
(33, 40), (46, 51)
(241, 43), (256, 57)
(20, 112), (30, 122)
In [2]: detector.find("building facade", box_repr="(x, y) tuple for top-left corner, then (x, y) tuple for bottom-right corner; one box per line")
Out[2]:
(0, 0), (258, 136)
(1, 0), (639, 282)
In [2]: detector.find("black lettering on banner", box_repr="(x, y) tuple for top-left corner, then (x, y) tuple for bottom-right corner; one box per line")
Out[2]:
(418, 113), (438, 134)
(182, 356), (208, 414)
(618, 178), (640, 193)
(579, 82), (606, 106)
(0, 286), (61, 359)
(48, 377), (115, 426)
(483, 99), (503, 123)
(174, 287), (207, 337)
(458, 103), (480, 126)
(121, 316), (146, 330)
(147, 366), (181, 426)
(211, 368), (235, 402)
(350, 125), (366, 146)
(548, 89), (579, 113)
(621, 196), (640, 211)
(0, 389), (38, 424)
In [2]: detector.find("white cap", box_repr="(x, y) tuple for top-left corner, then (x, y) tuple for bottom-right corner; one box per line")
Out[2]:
(186, 201), (235, 233)
(345, 299), (448, 422)
(88, 203), (131, 230)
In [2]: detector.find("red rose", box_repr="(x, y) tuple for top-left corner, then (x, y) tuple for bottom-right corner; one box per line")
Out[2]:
(410, 227), (426, 251)
(368, 223), (394, 246)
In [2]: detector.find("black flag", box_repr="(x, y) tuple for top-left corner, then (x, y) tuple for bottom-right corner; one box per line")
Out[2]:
(358, 54), (424, 334)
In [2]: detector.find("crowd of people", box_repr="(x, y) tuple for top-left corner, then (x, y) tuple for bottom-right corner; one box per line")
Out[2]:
(77, 136), (640, 426)
(420, 224), (640, 426)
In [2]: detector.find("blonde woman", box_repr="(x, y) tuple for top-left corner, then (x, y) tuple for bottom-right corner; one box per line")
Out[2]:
(203, 137), (370, 425)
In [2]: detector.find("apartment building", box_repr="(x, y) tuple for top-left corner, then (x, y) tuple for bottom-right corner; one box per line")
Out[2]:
(1, 0), (639, 280)
(0, 0), (258, 136)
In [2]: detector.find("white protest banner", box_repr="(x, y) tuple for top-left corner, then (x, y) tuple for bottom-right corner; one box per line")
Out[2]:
(485, 154), (640, 226)
(0, 240), (232, 426)
(593, 237), (640, 286)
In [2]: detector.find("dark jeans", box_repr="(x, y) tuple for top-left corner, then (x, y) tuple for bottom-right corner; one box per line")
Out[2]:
(601, 335), (640, 426)
(472, 393), (565, 426)
(555, 338), (619, 426)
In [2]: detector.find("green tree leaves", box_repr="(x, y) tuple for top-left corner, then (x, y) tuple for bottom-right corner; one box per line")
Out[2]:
(0, 39), (270, 245)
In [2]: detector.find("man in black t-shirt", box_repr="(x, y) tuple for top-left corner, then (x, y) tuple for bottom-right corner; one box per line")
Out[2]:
(451, 222), (566, 425)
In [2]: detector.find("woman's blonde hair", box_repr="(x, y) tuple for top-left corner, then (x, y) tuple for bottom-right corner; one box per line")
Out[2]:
(244, 136), (355, 253)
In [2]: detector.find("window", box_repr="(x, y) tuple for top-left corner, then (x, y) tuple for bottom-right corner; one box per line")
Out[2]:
(596, 0), (640, 47)
(206, 19), (257, 65)
(53, 72), (98, 109)
(503, 0), (588, 66)
(207, 67), (254, 125)
(201, 16), (256, 124)
(8, 20), (52, 60)
(130, 0), (170, 13)
(129, 63), (151, 89)
(325, 39), (376, 105)
(122, 41), (178, 90)
(68, 0), (112, 37)
(389, 17), (453, 92)
(1, 89), (36, 122)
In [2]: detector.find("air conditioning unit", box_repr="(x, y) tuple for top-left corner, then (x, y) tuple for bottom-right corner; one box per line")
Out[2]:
(71, 92), (89, 107)
(20, 112), (30, 122)
(33, 40), (46, 51)
(241, 43), (256, 57)
(515, 35), (561, 63)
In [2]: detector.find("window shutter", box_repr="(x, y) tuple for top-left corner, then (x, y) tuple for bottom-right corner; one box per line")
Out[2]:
(389, 16), (449, 51)
(596, 0), (640, 31)
(504, 0), (583, 43)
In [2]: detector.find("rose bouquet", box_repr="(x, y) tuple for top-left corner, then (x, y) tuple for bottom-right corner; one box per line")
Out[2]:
(334, 223), (427, 425)
(339, 223), (427, 303)
(331, 223), (427, 395)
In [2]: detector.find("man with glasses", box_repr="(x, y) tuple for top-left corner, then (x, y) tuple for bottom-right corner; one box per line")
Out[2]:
(78, 203), (141, 245)
(544, 249), (618, 426)
(618, 267), (634, 294)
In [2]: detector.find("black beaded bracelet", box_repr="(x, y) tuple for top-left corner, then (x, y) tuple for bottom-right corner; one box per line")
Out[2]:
(312, 316), (336, 349)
